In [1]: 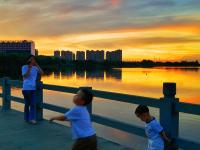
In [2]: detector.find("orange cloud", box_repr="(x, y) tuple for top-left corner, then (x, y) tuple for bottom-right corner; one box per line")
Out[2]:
(101, 22), (200, 35)
(110, 0), (122, 6)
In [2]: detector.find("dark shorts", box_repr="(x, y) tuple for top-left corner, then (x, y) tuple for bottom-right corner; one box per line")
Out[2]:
(72, 134), (97, 150)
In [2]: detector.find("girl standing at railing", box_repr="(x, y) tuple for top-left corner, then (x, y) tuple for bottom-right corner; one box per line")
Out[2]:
(22, 55), (44, 124)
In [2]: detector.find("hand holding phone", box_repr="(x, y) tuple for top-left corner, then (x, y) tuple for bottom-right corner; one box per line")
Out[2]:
(28, 61), (33, 69)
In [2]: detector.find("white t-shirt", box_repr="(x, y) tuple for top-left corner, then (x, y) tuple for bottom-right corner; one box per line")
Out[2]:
(145, 118), (164, 150)
(22, 65), (39, 90)
(64, 105), (95, 140)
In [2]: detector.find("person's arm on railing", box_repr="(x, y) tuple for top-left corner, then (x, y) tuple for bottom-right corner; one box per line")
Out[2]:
(160, 131), (171, 142)
(49, 115), (68, 122)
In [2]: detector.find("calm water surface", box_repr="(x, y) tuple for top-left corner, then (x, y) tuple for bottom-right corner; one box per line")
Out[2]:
(42, 67), (200, 104)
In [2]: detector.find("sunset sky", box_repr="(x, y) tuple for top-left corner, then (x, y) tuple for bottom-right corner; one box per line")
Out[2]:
(0, 0), (200, 61)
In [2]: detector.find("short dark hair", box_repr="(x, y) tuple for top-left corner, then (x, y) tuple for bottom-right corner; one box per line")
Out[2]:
(27, 55), (35, 61)
(80, 89), (93, 105)
(26, 55), (35, 64)
(135, 105), (149, 115)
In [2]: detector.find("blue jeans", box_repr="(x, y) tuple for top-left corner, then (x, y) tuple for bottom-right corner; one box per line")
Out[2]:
(22, 90), (37, 121)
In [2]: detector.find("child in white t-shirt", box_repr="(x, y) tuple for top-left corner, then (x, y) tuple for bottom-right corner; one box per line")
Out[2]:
(50, 89), (97, 150)
(135, 105), (171, 150)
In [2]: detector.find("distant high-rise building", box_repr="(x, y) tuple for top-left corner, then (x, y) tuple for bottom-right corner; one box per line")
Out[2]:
(106, 49), (122, 62)
(76, 51), (85, 61)
(35, 49), (39, 56)
(0, 40), (35, 55)
(115, 49), (122, 62)
(54, 49), (121, 62)
(96, 50), (104, 62)
(72, 53), (75, 61)
(54, 50), (60, 58)
(86, 50), (104, 62)
(86, 50), (95, 61)
(61, 50), (74, 61)
(106, 51), (111, 61)
(61, 50), (66, 59)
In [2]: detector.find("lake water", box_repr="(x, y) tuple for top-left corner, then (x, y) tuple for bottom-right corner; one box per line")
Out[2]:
(1, 67), (200, 149)
(41, 67), (200, 104)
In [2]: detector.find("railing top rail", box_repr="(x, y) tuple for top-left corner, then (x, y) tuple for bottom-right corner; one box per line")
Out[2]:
(176, 102), (200, 115)
(43, 84), (161, 107)
(43, 83), (79, 94)
(5, 80), (161, 107)
(8, 80), (23, 88)
(92, 89), (161, 107)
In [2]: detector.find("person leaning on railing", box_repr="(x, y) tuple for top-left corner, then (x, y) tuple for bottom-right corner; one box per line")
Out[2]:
(22, 55), (44, 124)
(135, 105), (172, 150)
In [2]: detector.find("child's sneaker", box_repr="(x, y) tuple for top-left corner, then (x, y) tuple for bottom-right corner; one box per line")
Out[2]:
(30, 120), (37, 125)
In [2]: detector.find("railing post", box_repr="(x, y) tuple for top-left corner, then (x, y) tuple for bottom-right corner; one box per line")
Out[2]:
(36, 81), (43, 121)
(79, 87), (92, 115)
(160, 83), (179, 149)
(2, 77), (11, 111)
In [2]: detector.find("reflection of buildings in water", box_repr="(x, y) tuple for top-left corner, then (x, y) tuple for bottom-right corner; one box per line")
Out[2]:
(61, 69), (75, 79)
(86, 70), (104, 80)
(106, 69), (122, 80)
(167, 67), (200, 72)
(44, 71), (53, 77)
(53, 69), (122, 81)
(54, 70), (76, 79)
(53, 71), (61, 79)
(76, 70), (85, 79)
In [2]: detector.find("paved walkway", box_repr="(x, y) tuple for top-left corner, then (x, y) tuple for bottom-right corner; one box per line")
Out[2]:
(0, 109), (133, 150)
